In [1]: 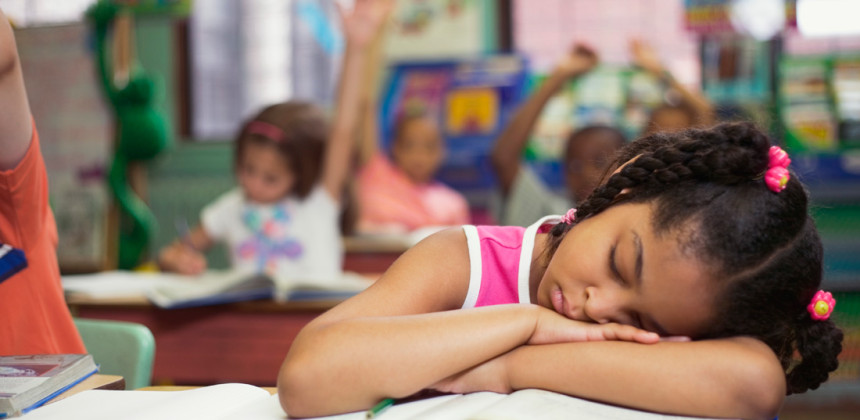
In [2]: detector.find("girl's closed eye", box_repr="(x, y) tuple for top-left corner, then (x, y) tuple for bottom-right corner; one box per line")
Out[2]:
(610, 242), (645, 329)
(609, 243), (626, 286)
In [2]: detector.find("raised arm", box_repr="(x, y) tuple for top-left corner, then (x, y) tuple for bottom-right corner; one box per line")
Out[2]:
(631, 39), (715, 126)
(0, 9), (34, 170)
(491, 44), (597, 196)
(277, 229), (657, 417)
(322, 0), (392, 199)
(354, 1), (393, 167)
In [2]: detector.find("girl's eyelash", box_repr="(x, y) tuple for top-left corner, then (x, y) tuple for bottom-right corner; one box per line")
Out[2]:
(609, 244), (624, 285)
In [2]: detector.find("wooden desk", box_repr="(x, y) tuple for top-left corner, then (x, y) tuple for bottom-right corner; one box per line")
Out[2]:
(68, 296), (342, 387)
(46, 374), (125, 404)
(343, 235), (410, 273)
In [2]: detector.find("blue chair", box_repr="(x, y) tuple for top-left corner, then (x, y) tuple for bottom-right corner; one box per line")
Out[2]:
(73, 318), (156, 389)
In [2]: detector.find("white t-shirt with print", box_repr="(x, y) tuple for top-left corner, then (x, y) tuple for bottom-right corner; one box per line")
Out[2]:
(200, 186), (343, 283)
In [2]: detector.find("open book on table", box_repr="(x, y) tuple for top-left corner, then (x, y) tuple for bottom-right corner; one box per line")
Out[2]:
(0, 354), (97, 418)
(23, 383), (727, 420)
(62, 270), (374, 309)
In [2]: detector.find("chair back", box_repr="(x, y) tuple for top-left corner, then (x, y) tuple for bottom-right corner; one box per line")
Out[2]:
(74, 318), (155, 389)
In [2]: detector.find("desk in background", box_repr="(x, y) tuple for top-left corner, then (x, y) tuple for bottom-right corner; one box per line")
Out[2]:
(68, 296), (341, 387)
(342, 234), (412, 273)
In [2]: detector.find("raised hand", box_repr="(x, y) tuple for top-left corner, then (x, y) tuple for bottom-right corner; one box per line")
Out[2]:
(630, 39), (664, 75)
(337, 0), (395, 48)
(552, 42), (599, 80)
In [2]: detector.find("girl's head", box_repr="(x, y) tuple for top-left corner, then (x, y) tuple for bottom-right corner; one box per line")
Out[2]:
(643, 102), (698, 135)
(541, 122), (843, 394)
(234, 102), (329, 204)
(564, 125), (626, 203)
(390, 112), (444, 184)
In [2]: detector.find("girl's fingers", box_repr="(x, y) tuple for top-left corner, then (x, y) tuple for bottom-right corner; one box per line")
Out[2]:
(593, 324), (659, 344)
(659, 335), (691, 342)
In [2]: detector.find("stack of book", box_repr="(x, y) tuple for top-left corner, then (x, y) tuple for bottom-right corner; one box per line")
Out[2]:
(0, 354), (98, 418)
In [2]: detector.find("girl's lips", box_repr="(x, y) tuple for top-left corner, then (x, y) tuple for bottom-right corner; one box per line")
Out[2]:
(551, 287), (566, 317)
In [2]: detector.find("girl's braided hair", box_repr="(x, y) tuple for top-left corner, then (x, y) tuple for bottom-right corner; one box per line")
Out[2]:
(546, 122), (843, 395)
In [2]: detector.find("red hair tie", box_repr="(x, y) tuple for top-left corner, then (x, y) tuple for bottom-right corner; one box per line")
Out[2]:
(247, 121), (287, 143)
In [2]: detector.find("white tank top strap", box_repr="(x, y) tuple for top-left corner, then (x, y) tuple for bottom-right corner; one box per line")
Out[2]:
(518, 215), (562, 304)
(461, 225), (482, 309)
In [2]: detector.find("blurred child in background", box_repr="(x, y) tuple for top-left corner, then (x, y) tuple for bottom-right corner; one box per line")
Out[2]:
(158, 0), (389, 281)
(491, 43), (626, 227)
(353, 0), (470, 234)
(0, 7), (85, 354)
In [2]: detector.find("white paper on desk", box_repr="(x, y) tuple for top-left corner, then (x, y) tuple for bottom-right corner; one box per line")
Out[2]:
(299, 390), (728, 420)
(22, 383), (284, 420)
(61, 271), (176, 299)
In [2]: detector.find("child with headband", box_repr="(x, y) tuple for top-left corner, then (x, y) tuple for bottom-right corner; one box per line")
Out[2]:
(278, 122), (843, 420)
(158, 0), (390, 280)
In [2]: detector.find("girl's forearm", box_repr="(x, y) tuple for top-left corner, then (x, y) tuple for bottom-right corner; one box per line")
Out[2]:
(505, 338), (785, 420)
(322, 41), (368, 197)
(490, 73), (569, 194)
(279, 304), (540, 417)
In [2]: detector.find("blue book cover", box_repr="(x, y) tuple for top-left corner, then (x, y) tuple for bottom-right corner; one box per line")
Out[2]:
(0, 243), (26, 285)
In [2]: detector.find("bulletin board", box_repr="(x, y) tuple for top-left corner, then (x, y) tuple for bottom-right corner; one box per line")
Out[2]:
(379, 55), (529, 195)
(384, 0), (489, 60)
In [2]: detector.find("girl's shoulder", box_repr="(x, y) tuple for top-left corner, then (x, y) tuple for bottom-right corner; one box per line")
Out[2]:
(203, 188), (245, 213)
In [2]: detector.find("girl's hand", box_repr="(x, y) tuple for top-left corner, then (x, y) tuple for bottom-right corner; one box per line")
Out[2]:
(430, 354), (512, 395)
(630, 39), (664, 75)
(530, 305), (660, 345)
(551, 43), (598, 80)
(338, 0), (394, 48)
(157, 242), (207, 275)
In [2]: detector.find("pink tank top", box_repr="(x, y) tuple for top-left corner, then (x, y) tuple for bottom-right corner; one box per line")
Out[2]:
(461, 215), (560, 308)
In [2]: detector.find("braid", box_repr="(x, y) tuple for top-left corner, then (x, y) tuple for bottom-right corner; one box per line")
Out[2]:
(788, 319), (843, 394)
(550, 122), (770, 242)
(546, 122), (843, 394)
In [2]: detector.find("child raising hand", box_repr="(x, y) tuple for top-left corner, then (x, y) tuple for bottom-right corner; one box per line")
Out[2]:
(491, 43), (626, 227)
(0, 6), (85, 354)
(353, 0), (470, 234)
(278, 122), (842, 420)
(158, 0), (390, 281)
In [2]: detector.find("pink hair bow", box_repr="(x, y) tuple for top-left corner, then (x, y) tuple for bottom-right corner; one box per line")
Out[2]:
(765, 146), (791, 193)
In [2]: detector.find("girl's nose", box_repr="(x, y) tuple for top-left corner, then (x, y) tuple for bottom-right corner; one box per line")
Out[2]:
(584, 286), (628, 325)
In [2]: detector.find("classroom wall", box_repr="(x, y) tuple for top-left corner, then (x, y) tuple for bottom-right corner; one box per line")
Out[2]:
(16, 22), (113, 272)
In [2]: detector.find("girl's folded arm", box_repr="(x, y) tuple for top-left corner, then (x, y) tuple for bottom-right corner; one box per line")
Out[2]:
(504, 336), (785, 420)
(277, 228), (542, 417)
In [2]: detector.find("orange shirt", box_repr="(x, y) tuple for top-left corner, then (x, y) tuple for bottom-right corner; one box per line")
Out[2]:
(0, 122), (85, 354)
(357, 153), (470, 232)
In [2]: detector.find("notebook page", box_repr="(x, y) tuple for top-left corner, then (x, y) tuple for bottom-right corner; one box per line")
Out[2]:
(408, 392), (506, 420)
(295, 394), (461, 420)
(468, 389), (725, 420)
(23, 383), (272, 420)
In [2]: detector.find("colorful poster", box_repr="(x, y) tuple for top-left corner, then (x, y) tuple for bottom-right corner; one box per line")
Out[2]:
(385, 0), (487, 60)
